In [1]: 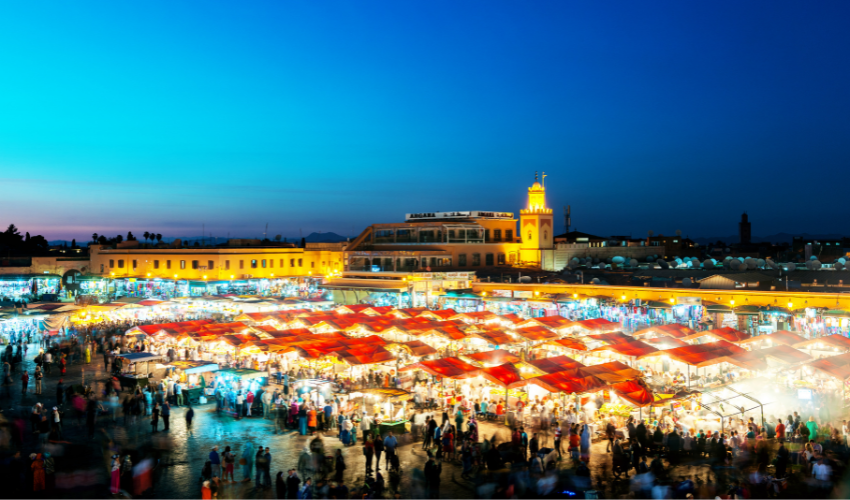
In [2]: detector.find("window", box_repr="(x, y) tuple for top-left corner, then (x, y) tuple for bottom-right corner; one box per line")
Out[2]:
(493, 229), (502, 241)
(280, 259), (284, 267)
(290, 259), (295, 267)
(270, 259), (274, 268)
(505, 229), (513, 241)
(484, 229), (491, 242)
(154, 260), (160, 269)
(311, 261), (315, 268)
(458, 254), (467, 266)
(251, 260), (258, 269)
(100, 264), (104, 273)
(298, 258), (303, 267)
(472, 253), (481, 266)
(239, 260), (244, 269)
(180, 260), (186, 269)
(225, 260), (230, 270)
(192, 260), (199, 270)
(166, 260), (172, 269)
(208, 260), (214, 270)
(261, 259), (266, 268)
(527, 231), (532, 241)
(543, 231), (547, 240)
(485, 253), (494, 266)
(109, 259), (114, 268)
(497, 253), (506, 265)
(118, 259), (124, 268)
(132, 260), (137, 269)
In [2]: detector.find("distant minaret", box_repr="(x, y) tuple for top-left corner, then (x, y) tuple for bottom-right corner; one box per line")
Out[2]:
(739, 212), (751, 244)
(563, 205), (571, 234)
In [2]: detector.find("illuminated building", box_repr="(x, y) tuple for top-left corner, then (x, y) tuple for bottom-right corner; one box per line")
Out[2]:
(345, 174), (555, 272)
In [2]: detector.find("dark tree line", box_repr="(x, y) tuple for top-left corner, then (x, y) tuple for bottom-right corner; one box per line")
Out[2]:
(0, 224), (50, 255)
(91, 231), (162, 246)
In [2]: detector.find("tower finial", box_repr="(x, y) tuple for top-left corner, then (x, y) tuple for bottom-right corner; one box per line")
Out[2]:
(535, 171), (538, 182)
(542, 171), (547, 187)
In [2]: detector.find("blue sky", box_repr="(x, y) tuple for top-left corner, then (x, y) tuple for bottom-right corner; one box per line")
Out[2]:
(1, 1), (848, 241)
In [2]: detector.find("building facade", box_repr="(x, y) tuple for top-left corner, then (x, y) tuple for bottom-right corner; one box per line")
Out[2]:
(88, 244), (344, 280)
(344, 176), (561, 272)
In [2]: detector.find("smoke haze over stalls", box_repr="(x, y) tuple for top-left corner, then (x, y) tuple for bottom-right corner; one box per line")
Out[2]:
(0, 1), (848, 241)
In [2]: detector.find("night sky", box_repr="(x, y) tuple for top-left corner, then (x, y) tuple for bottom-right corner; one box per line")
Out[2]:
(1, 1), (848, 241)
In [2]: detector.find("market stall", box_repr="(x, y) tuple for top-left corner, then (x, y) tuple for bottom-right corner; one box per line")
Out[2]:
(347, 387), (414, 436)
(166, 360), (219, 404)
(115, 352), (163, 391)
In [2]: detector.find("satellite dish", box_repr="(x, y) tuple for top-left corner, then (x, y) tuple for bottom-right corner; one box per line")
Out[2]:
(657, 259), (669, 269)
(682, 278), (692, 286)
(835, 262), (845, 271)
(591, 278), (601, 284)
(785, 263), (796, 272)
(756, 259), (765, 268)
(629, 259), (638, 268)
(519, 276), (532, 283)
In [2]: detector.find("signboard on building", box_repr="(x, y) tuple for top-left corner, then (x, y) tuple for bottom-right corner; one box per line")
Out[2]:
(676, 297), (702, 306)
(490, 290), (512, 298)
(513, 290), (533, 298)
(445, 272), (470, 279)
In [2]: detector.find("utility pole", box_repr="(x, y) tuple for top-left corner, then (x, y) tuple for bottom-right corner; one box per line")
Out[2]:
(564, 206), (571, 234)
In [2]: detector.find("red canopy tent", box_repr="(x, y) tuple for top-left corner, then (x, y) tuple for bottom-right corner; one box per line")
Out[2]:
(545, 337), (588, 352)
(739, 330), (805, 347)
(394, 340), (438, 357)
(643, 336), (689, 350)
(399, 357), (481, 379)
(514, 325), (561, 342)
(639, 340), (745, 367)
(610, 380), (654, 407)
(479, 363), (527, 390)
(591, 339), (659, 358)
(684, 327), (750, 344)
(551, 361), (642, 384)
(585, 331), (633, 346)
(806, 352), (850, 381)
(464, 349), (521, 365)
(526, 355), (585, 374)
(573, 318), (621, 333)
(634, 323), (695, 339)
(793, 334), (850, 352)
(527, 371), (607, 394)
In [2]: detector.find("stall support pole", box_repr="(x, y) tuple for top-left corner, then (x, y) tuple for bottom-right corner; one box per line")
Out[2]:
(687, 365), (690, 391)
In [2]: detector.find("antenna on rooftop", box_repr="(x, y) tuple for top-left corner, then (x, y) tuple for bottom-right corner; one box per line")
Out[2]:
(564, 205), (571, 233)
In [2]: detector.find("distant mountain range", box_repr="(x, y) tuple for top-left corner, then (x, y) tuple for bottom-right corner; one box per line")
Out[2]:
(690, 233), (846, 246)
(50, 231), (351, 247)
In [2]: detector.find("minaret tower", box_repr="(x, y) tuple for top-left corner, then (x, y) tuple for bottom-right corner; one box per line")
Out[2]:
(520, 171), (554, 265)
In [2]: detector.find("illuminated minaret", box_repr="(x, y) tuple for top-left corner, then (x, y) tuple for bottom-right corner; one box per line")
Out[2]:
(520, 171), (554, 265)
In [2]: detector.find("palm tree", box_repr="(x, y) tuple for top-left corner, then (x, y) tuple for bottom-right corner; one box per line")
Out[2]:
(92, 233), (98, 243)
(156, 234), (162, 244)
(143, 231), (150, 244)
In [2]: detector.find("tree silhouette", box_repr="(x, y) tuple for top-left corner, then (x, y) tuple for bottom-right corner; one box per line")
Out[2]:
(116, 234), (124, 244)
(71, 239), (76, 248)
(300, 237), (306, 248)
(92, 233), (98, 243)
(126, 231), (136, 241)
(143, 231), (150, 243)
(97, 235), (108, 245)
(155, 234), (162, 244)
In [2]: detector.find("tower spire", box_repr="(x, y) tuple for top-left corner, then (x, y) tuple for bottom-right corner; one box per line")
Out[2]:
(535, 171), (538, 182)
